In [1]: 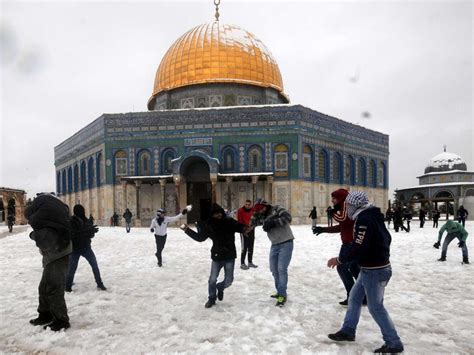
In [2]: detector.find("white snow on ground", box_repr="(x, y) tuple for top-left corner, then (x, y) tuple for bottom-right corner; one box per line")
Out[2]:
(1, 222), (473, 354)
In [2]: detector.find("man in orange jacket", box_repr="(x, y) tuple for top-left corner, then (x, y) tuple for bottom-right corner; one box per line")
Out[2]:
(314, 189), (363, 306)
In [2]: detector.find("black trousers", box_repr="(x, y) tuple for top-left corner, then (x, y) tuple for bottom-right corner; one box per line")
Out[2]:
(240, 229), (255, 264)
(38, 255), (70, 323)
(154, 234), (167, 265)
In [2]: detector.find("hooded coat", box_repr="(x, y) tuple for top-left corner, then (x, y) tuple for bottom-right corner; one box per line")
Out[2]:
(322, 189), (355, 244)
(437, 220), (468, 242)
(185, 203), (246, 261)
(70, 204), (97, 252)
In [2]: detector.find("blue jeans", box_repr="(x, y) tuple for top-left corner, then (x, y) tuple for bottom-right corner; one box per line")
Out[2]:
(66, 248), (104, 288)
(337, 243), (360, 298)
(208, 259), (235, 299)
(125, 221), (131, 233)
(269, 240), (293, 298)
(341, 266), (403, 349)
(441, 232), (468, 259)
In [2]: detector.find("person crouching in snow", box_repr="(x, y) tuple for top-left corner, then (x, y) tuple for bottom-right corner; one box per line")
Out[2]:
(249, 198), (294, 307)
(327, 191), (404, 354)
(433, 220), (469, 264)
(180, 203), (246, 308)
(150, 208), (187, 267)
(24, 193), (72, 331)
(66, 204), (106, 292)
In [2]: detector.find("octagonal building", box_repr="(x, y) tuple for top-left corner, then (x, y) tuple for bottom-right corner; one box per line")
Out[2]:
(54, 20), (389, 226)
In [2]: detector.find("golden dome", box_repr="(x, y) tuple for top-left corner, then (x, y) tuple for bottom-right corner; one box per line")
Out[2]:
(148, 22), (286, 108)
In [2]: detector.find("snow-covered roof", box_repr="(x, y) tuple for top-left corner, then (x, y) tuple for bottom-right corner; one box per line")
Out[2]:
(121, 175), (173, 180)
(218, 172), (273, 177)
(396, 181), (474, 191)
(418, 169), (472, 178)
(424, 151), (467, 174)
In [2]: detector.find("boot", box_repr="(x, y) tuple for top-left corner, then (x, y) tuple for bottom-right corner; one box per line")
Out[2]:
(97, 284), (107, 291)
(205, 298), (216, 308)
(463, 257), (470, 264)
(328, 330), (355, 342)
(438, 256), (446, 262)
(44, 319), (70, 331)
(374, 344), (404, 353)
(29, 313), (53, 326)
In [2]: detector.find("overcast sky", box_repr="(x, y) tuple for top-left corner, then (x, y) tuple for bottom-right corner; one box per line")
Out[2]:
(1, 0), (472, 199)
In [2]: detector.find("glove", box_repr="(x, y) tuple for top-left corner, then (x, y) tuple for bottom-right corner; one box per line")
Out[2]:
(458, 241), (465, 248)
(313, 226), (325, 235)
(433, 241), (440, 249)
(262, 219), (277, 232)
(150, 228), (154, 233)
(182, 208), (188, 215)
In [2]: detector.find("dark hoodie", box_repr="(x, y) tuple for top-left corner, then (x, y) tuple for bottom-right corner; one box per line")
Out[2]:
(338, 207), (391, 268)
(70, 204), (97, 252)
(185, 203), (246, 261)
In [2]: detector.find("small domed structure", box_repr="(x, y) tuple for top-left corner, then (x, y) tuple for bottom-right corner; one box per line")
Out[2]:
(424, 151), (467, 174)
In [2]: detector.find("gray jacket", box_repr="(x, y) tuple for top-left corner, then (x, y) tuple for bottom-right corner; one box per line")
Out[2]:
(30, 227), (72, 266)
(250, 205), (294, 245)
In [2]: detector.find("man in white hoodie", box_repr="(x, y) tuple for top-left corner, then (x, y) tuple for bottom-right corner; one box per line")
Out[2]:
(150, 208), (187, 267)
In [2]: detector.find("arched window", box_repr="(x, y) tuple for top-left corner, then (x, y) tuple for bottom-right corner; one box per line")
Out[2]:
(62, 169), (67, 195)
(96, 153), (103, 187)
(80, 161), (87, 190)
(274, 144), (289, 175)
(137, 150), (152, 176)
(56, 171), (61, 195)
(465, 189), (474, 197)
(303, 145), (312, 178)
(248, 145), (263, 172)
(88, 157), (95, 188)
(345, 155), (355, 185)
(333, 152), (343, 184)
(73, 164), (79, 192)
(68, 167), (73, 193)
(357, 158), (367, 186)
(318, 149), (329, 182)
(222, 147), (236, 172)
(368, 160), (377, 188)
(162, 149), (176, 174)
(115, 150), (128, 176)
(379, 162), (387, 188)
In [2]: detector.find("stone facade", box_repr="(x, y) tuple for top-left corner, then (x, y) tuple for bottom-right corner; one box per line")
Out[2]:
(0, 187), (27, 225)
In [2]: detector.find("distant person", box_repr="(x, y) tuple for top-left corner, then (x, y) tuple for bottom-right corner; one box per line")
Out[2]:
(402, 209), (412, 232)
(123, 208), (133, 233)
(456, 206), (469, 227)
(250, 198), (294, 307)
(24, 193), (72, 331)
(432, 209), (440, 228)
(66, 204), (106, 292)
(7, 214), (15, 233)
(419, 208), (426, 228)
(237, 200), (257, 270)
(150, 208), (187, 267)
(433, 220), (469, 264)
(309, 206), (318, 228)
(112, 212), (119, 227)
(385, 208), (393, 229)
(327, 191), (404, 354)
(392, 207), (408, 233)
(181, 203), (246, 308)
(326, 206), (333, 226)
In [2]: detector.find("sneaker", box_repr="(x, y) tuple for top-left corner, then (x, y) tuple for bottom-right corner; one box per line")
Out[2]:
(29, 314), (53, 326)
(276, 295), (286, 307)
(240, 264), (249, 270)
(217, 289), (224, 301)
(270, 293), (279, 298)
(205, 298), (216, 308)
(158, 262), (162, 267)
(438, 257), (446, 262)
(328, 330), (355, 342)
(373, 344), (404, 353)
(44, 320), (70, 332)
(463, 257), (470, 264)
(248, 263), (258, 268)
(97, 284), (107, 291)
(339, 299), (348, 306)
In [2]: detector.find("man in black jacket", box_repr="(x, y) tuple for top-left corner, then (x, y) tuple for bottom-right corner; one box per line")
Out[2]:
(66, 204), (106, 292)
(327, 191), (404, 354)
(181, 203), (246, 308)
(24, 193), (72, 331)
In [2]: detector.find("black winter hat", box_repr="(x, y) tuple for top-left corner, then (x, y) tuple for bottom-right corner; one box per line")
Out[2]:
(209, 203), (225, 216)
(73, 204), (86, 219)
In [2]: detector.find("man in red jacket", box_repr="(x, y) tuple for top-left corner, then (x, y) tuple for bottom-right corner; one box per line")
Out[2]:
(313, 189), (362, 306)
(237, 200), (257, 270)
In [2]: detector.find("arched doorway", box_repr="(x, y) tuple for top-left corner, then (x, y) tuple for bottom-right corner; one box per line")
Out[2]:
(180, 156), (212, 223)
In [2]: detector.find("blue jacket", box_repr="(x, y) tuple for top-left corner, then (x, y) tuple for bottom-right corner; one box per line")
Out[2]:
(338, 207), (391, 268)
